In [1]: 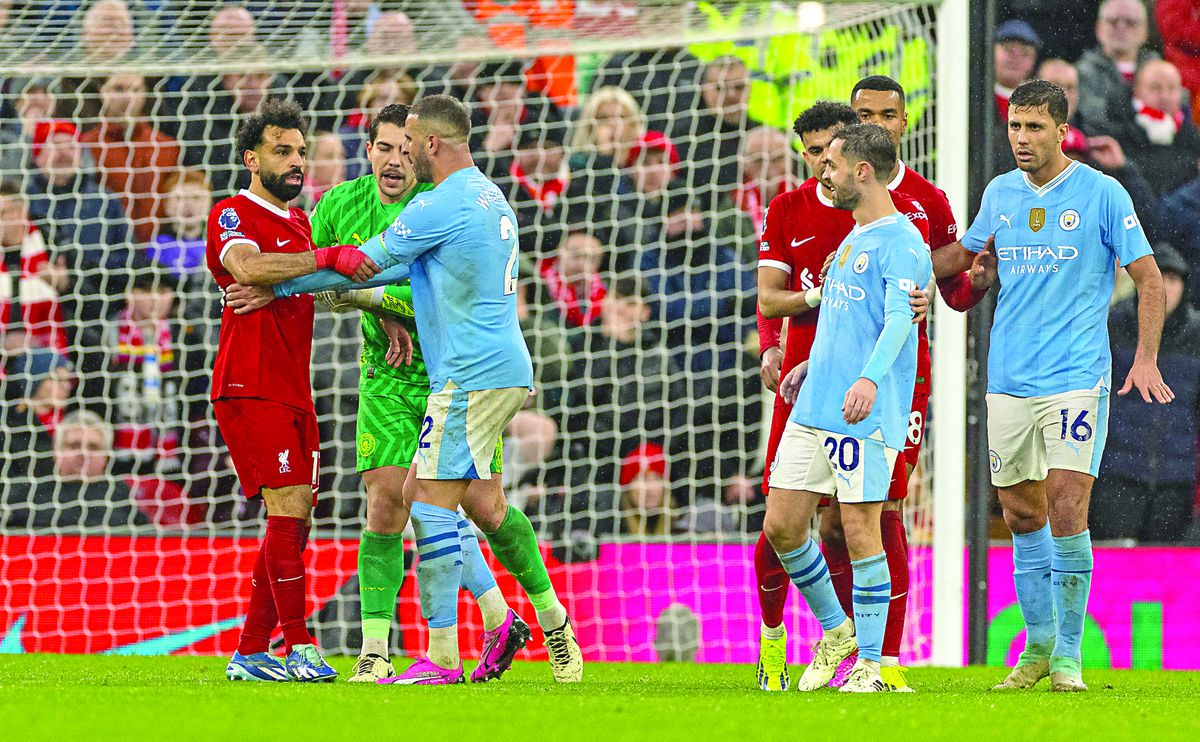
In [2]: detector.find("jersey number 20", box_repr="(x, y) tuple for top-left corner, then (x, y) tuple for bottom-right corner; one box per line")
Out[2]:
(500, 214), (518, 295)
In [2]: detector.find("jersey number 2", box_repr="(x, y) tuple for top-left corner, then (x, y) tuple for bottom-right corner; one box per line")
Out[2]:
(500, 215), (518, 295)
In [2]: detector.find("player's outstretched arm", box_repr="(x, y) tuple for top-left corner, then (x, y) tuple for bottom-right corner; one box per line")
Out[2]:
(758, 265), (821, 319)
(222, 243), (381, 287)
(273, 239), (405, 297)
(1120, 254), (1174, 404)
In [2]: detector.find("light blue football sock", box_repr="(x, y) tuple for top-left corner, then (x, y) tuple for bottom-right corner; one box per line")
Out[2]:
(778, 538), (846, 631)
(1013, 522), (1056, 657)
(456, 514), (498, 600)
(410, 501), (463, 630)
(851, 553), (890, 663)
(1051, 529), (1093, 664)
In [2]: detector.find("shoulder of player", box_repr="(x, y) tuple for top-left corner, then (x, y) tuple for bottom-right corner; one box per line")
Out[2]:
(319, 174), (374, 206)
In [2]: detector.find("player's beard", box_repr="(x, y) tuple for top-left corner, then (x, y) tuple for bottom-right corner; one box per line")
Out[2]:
(411, 148), (433, 183)
(831, 183), (860, 211)
(260, 167), (304, 203)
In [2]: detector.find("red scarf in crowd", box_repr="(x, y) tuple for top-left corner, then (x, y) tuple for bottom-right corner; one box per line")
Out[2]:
(1134, 98), (1185, 145)
(537, 256), (605, 327)
(115, 307), (175, 370)
(511, 159), (565, 212)
(1, 225), (66, 352)
(1063, 124), (1089, 157)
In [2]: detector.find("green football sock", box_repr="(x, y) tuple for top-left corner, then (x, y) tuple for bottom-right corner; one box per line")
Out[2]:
(483, 506), (567, 630)
(358, 530), (406, 655)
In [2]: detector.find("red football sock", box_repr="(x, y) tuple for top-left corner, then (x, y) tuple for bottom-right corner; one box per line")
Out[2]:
(237, 543), (278, 655)
(264, 515), (313, 654)
(881, 509), (910, 660)
(822, 536), (853, 619)
(754, 531), (789, 628)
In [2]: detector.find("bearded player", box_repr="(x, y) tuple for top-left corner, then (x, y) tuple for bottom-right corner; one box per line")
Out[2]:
(211, 100), (380, 682)
(754, 92), (989, 692)
(244, 103), (573, 683)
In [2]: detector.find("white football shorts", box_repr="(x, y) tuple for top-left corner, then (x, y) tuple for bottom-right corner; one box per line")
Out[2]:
(986, 385), (1110, 488)
(416, 382), (528, 481)
(769, 422), (898, 504)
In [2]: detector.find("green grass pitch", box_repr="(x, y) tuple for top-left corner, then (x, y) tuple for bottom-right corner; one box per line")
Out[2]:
(3, 656), (1198, 741)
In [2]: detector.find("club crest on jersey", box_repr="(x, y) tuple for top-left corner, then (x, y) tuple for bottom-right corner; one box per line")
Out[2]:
(1059, 209), (1080, 231)
(278, 449), (291, 474)
(218, 208), (240, 231)
(1028, 208), (1046, 233)
(837, 244), (853, 268)
(853, 253), (869, 274)
(989, 450), (1002, 473)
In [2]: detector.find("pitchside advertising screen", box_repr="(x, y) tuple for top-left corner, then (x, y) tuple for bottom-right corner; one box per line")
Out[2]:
(1, 538), (1195, 669)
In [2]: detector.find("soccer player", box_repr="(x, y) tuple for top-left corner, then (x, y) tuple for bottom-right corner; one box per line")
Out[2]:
(208, 99), (380, 682)
(763, 123), (932, 694)
(253, 95), (584, 685)
(753, 97), (984, 692)
(944, 80), (1170, 692)
(305, 103), (570, 683)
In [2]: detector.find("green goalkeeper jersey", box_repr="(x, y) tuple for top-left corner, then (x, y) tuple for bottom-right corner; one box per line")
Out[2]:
(310, 174), (436, 395)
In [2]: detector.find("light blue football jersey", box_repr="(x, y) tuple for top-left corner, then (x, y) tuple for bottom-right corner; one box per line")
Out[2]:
(276, 166), (533, 393)
(962, 160), (1152, 397)
(790, 213), (933, 451)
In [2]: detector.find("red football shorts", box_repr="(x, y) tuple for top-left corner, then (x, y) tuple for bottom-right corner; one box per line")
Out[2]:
(762, 396), (792, 495)
(887, 385), (930, 501)
(213, 397), (320, 502)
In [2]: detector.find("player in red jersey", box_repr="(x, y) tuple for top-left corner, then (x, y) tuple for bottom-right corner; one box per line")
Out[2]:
(752, 101), (930, 691)
(208, 99), (379, 683)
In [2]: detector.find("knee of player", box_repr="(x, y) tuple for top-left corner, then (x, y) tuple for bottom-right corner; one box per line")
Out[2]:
(818, 514), (846, 545)
(1047, 486), (1092, 532)
(763, 511), (801, 553)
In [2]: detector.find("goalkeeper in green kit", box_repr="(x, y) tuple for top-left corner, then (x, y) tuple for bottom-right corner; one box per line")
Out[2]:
(307, 104), (581, 683)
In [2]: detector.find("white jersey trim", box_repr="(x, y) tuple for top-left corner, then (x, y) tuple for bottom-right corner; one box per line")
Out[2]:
(237, 189), (292, 219)
(854, 214), (899, 236)
(816, 184), (835, 208)
(886, 160), (907, 192)
(219, 238), (260, 266)
(1021, 159), (1080, 198)
(758, 259), (793, 275)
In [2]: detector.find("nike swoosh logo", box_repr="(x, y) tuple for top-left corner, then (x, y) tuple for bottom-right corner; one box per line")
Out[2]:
(791, 237), (815, 247)
(276, 575), (303, 582)
(104, 616), (244, 655)
(276, 238), (291, 247)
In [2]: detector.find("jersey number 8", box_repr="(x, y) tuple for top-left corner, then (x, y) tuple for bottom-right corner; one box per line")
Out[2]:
(500, 214), (518, 295)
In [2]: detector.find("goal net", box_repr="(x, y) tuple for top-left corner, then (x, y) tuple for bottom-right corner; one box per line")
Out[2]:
(0, 0), (963, 665)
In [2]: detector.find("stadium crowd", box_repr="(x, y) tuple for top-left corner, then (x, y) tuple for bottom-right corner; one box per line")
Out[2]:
(0, 0), (1198, 545)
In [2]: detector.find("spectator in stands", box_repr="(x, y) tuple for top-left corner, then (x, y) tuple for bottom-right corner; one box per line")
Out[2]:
(0, 78), (55, 179)
(534, 228), (607, 330)
(1153, 168), (1200, 274)
(626, 130), (679, 204)
(339, 72), (417, 180)
(617, 443), (675, 536)
(1106, 59), (1200, 199)
(470, 60), (563, 180)
(299, 131), (345, 209)
(1, 346), (74, 481)
(735, 126), (797, 239)
(23, 119), (136, 276)
(1094, 244), (1200, 542)
(80, 72), (182, 244)
(1156, 0), (1200, 124)
(179, 43), (275, 198)
(1076, 0), (1159, 135)
(491, 125), (567, 251)
(1, 409), (150, 530)
(0, 181), (67, 353)
(80, 0), (134, 64)
(571, 85), (647, 174)
(670, 55), (761, 197)
(207, 3), (256, 57)
(994, 19), (1041, 122)
(148, 168), (210, 279)
(1037, 58), (1157, 226)
(78, 268), (186, 475)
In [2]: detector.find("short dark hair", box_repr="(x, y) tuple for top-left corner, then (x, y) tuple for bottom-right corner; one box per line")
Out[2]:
(851, 75), (906, 105)
(610, 275), (648, 301)
(793, 101), (859, 140)
(369, 103), (409, 143)
(235, 98), (308, 160)
(1009, 79), (1069, 125)
(0, 180), (22, 199)
(830, 123), (896, 183)
(409, 94), (471, 141)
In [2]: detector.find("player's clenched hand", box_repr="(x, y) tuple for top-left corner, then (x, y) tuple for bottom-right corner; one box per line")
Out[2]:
(843, 378), (877, 424)
(760, 346), (784, 392)
(314, 245), (381, 282)
(909, 287), (930, 324)
(779, 361), (809, 405)
(224, 282), (275, 314)
(970, 235), (998, 290)
(1119, 358), (1175, 404)
(381, 315), (414, 367)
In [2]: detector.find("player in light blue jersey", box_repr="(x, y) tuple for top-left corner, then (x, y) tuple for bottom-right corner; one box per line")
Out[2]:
(763, 124), (932, 694)
(229, 95), (582, 685)
(945, 80), (1172, 693)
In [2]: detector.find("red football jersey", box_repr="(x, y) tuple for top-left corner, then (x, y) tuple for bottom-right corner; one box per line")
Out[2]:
(757, 177), (931, 378)
(205, 189), (316, 411)
(890, 160), (958, 250)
